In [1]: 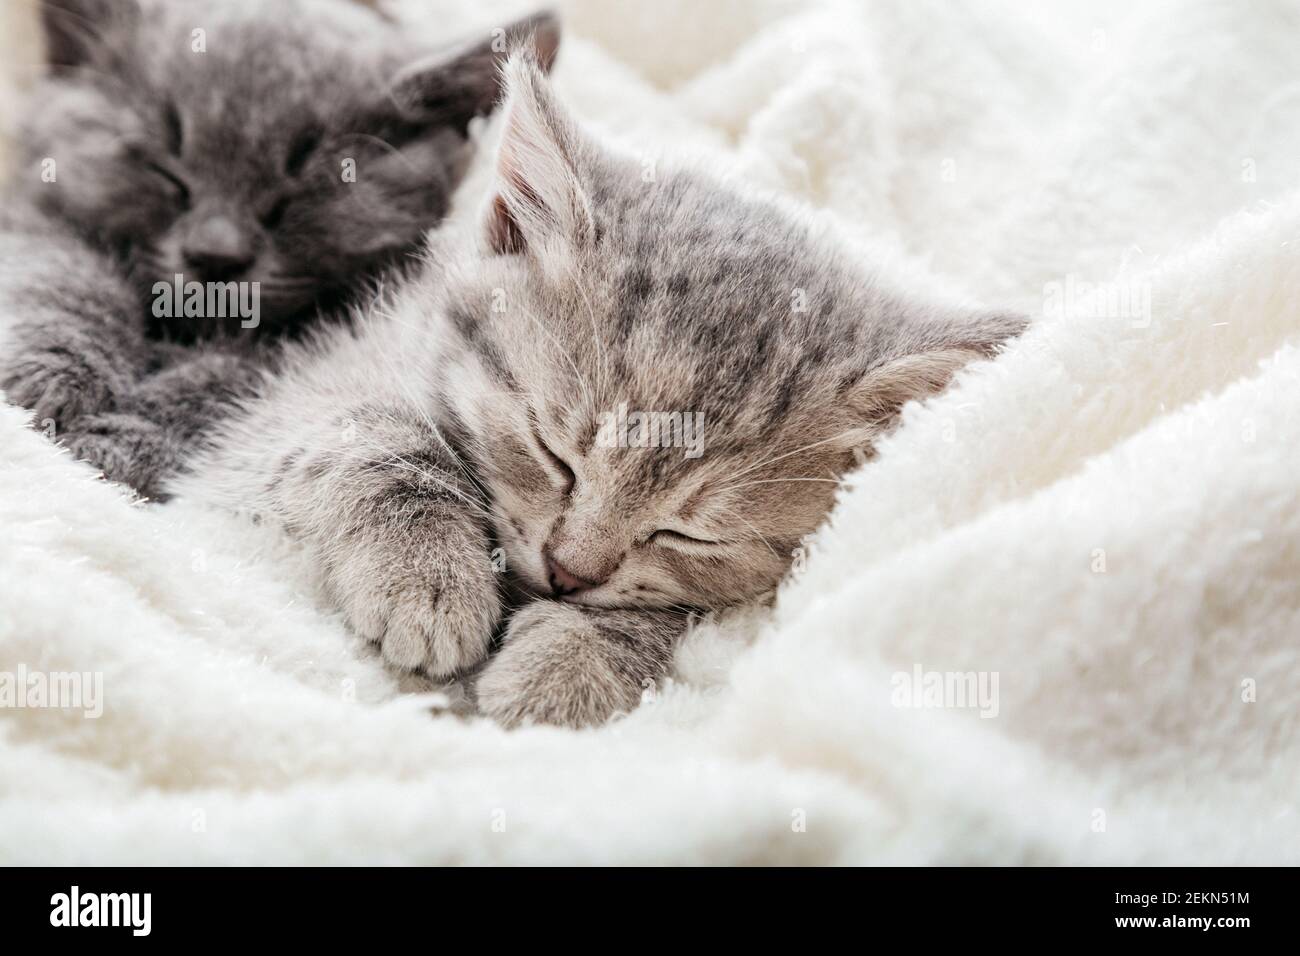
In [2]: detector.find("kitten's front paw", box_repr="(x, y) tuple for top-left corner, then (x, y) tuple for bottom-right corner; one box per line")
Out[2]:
(475, 603), (647, 729)
(57, 412), (172, 499)
(330, 525), (501, 679)
(2, 357), (113, 426)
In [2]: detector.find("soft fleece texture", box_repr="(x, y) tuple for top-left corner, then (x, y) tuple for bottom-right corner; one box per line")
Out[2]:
(3, 0), (1300, 864)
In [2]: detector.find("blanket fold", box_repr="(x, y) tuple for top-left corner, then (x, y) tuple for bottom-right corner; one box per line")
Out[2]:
(2, 0), (1298, 863)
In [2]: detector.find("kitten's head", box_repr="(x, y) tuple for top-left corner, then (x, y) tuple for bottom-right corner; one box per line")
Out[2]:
(440, 57), (1025, 611)
(26, 0), (559, 338)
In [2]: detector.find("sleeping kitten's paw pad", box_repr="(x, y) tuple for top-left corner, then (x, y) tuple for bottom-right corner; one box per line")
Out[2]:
(475, 602), (640, 729)
(332, 536), (500, 678)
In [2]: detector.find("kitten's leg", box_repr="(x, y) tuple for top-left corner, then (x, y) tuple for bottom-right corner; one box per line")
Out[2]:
(45, 348), (265, 499)
(475, 602), (689, 728)
(67, 346), (267, 498)
(131, 345), (265, 443)
(322, 465), (502, 677)
(0, 214), (187, 495)
(52, 412), (171, 497)
(0, 223), (152, 428)
(178, 394), (502, 677)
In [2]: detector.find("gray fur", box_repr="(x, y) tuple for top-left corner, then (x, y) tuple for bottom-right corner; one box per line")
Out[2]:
(0, 0), (559, 498)
(173, 56), (1026, 727)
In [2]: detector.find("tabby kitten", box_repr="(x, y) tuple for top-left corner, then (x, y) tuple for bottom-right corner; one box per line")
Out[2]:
(173, 55), (1025, 728)
(0, 0), (558, 497)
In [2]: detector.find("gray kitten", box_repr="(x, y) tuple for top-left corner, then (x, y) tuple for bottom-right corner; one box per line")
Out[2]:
(172, 55), (1025, 728)
(0, 0), (558, 497)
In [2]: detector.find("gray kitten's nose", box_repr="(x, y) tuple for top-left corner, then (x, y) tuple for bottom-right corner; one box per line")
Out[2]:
(544, 549), (602, 596)
(183, 216), (253, 281)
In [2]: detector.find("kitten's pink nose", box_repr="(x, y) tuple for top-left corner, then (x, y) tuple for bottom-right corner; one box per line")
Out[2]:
(544, 549), (603, 596)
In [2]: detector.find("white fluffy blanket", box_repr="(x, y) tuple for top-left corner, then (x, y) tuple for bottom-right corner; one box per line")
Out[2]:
(3, 0), (1300, 864)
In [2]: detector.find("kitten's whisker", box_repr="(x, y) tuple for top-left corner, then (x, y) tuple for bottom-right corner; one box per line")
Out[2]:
(715, 505), (781, 562)
(710, 428), (862, 491)
(515, 301), (597, 414)
(717, 476), (844, 492)
(461, 388), (544, 400)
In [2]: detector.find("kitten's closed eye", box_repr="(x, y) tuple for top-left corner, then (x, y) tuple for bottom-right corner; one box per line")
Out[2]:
(142, 157), (190, 207)
(262, 128), (319, 227)
(647, 529), (725, 549)
(530, 421), (575, 494)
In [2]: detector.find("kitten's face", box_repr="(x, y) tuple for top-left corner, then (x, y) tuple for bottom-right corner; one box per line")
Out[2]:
(450, 342), (855, 611)
(27, 0), (557, 337)
(440, 59), (1026, 612)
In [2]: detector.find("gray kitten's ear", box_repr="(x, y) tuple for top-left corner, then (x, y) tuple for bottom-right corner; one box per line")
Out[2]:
(42, 0), (140, 69)
(484, 52), (595, 258)
(841, 311), (1027, 445)
(388, 11), (561, 130)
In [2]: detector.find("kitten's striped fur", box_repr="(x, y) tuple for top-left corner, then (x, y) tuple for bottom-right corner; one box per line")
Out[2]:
(174, 56), (1025, 727)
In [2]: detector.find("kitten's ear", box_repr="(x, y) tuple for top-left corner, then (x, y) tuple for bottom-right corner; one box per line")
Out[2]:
(388, 11), (561, 131)
(483, 52), (595, 257)
(840, 311), (1027, 447)
(41, 0), (139, 69)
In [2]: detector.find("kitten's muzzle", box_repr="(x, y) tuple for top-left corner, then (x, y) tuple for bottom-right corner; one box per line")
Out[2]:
(543, 548), (605, 597)
(182, 214), (256, 282)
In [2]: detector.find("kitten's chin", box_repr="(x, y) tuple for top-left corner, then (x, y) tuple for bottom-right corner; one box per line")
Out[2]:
(558, 590), (666, 611)
(558, 591), (617, 609)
